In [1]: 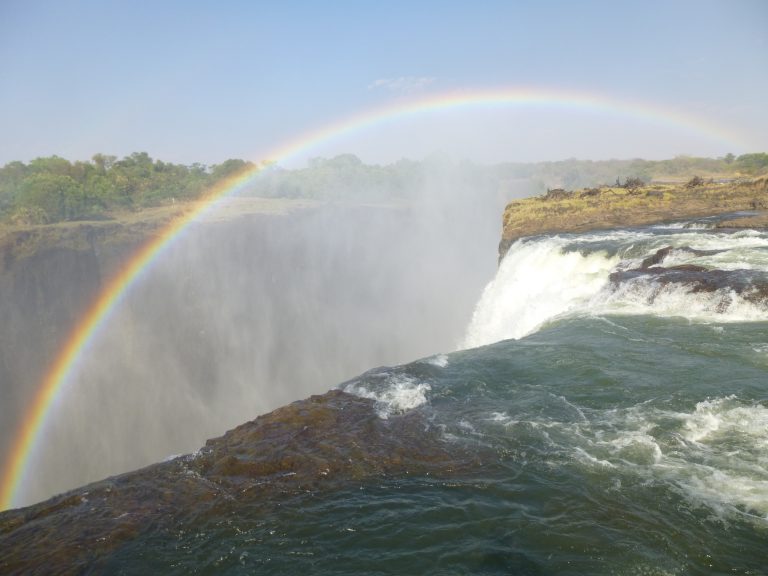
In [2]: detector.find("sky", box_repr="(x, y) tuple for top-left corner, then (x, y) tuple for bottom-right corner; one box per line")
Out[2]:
(1, 0), (766, 167)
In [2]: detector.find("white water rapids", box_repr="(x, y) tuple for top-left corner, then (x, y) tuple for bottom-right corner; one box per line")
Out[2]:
(462, 226), (768, 349)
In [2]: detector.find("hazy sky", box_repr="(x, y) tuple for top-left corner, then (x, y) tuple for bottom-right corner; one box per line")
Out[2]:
(1, 0), (766, 166)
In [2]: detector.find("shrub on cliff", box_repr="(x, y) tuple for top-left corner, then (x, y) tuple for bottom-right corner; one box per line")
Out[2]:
(622, 177), (645, 190)
(613, 177), (645, 190)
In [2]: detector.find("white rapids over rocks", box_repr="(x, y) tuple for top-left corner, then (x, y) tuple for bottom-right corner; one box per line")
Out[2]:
(462, 225), (768, 349)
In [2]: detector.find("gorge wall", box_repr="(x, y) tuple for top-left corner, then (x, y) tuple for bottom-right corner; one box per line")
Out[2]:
(0, 189), (510, 507)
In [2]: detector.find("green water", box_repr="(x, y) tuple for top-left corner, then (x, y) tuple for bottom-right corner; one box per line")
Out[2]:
(101, 315), (767, 575)
(8, 222), (762, 574)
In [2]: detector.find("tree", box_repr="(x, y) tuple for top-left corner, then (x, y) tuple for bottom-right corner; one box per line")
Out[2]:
(0, 161), (28, 216)
(210, 158), (253, 181)
(736, 153), (768, 173)
(16, 173), (83, 221)
(27, 156), (72, 177)
(92, 154), (117, 173)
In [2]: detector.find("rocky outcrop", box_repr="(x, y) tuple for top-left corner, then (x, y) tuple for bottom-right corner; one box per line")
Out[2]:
(610, 266), (768, 304)
(499, 178), (768, 259)
(0, 390), (479, 574)
(608, 245), (768, 309)
(639, 246), (726, 268)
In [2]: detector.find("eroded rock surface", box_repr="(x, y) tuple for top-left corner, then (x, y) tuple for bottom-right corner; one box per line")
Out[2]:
(0, 390), (478, 574)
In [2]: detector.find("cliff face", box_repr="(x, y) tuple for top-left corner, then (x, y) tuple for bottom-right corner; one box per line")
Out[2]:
(0, 199), (308, 484)
(0, 220), (166, 461)
(499, 178), (768, 259)
(1, 198), (502, 509)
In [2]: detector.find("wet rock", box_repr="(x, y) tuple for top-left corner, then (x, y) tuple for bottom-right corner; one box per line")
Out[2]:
(612, 240), (768, 309)
(640, 246), (674, 268)
(0, 390), (480, 573)
(609, 266), (768, 306)
(662, 264), (710, 273)
(639, 245), (725, 268)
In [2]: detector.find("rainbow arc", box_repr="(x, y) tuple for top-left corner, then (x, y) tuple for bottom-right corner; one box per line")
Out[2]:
(0, 87), (744, 510)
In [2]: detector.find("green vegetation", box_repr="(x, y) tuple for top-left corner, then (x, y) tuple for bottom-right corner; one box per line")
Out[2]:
(238, 152), (768, 201)
(732, 152), (768, 173)
(2, 152), (766, 226)
(0, 153), (255, 225)
(500, 153), (768, 192)
(249, 154), (427, 201)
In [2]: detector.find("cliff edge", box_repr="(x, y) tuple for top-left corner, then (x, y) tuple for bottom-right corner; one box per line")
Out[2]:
(0, 390), (479, 572)
(499, 177), (768, 259)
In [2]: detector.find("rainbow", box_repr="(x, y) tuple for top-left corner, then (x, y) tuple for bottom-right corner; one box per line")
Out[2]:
(0, 87), (746, 510)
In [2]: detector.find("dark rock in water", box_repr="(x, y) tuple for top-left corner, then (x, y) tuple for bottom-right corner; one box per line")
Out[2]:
(640, 245), (726, 269)
(616, 244), (759, 311)
(613, 240), (768, 311)
(640, 246), (674, 268)
(610, 266), (768, 308)
(0, 390), (478, 574)
(664, 264), (709, 273)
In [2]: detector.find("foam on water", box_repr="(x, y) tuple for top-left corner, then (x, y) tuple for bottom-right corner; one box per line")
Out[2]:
(681, 396), (768, 448)
(592, 277), (768, 322)
(650, 220), (717, 230)
(424, 354), (449, 368)
(544, 396), (768, 522)
(669, 398), (768, 520)
(651, 231), (768, 270)
(462, 237), (618, 348)
(343, 374), (430, 419)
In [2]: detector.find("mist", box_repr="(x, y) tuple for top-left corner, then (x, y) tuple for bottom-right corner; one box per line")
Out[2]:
(8, 158), (535, 507)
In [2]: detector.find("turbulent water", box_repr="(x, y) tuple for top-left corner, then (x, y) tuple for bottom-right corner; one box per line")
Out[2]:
(4, 218), (768, 574)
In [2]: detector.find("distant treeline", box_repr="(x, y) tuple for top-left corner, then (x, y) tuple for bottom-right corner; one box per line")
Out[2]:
(504, 152), (768, 191)
(1, 152), (766, 225)
(230, 152), (768, 203)
(0, 153), (254, 225)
